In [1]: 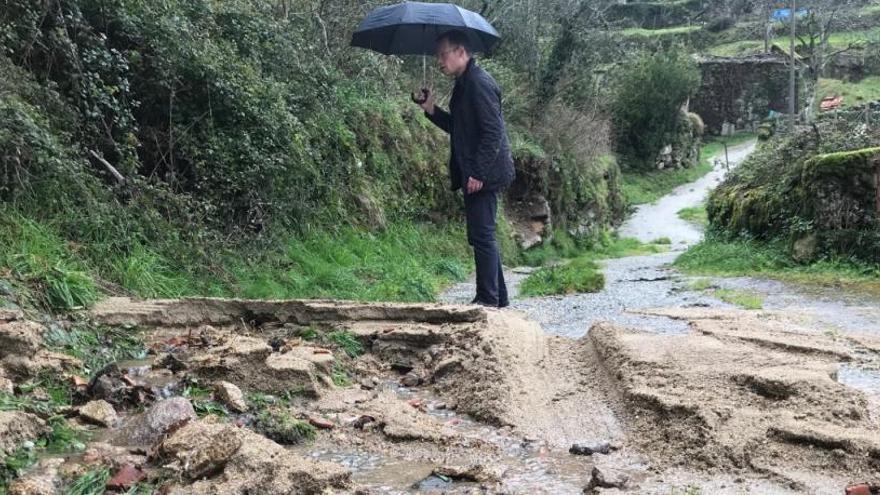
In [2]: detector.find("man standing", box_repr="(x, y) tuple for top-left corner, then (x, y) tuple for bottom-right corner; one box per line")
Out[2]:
(415, 30), (515, 308)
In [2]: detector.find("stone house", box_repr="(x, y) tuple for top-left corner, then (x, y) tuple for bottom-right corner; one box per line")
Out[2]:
(691, 48), (809, 135)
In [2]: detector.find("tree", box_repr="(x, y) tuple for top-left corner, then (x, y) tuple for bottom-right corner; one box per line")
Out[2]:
(611, 51), (701, 170)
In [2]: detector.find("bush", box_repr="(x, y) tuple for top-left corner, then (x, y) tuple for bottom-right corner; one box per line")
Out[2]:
(707, 121), (880, 263)
(611, 51), (701, 171)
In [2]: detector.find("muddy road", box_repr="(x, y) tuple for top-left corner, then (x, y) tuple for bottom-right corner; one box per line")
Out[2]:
(2, 141), (879, 494)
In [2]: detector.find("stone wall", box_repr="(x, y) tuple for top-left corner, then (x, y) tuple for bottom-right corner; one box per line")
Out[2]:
(692, 53), (807, 135)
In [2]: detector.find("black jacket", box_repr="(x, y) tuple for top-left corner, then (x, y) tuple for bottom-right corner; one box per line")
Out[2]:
(425, 59), (515, 193)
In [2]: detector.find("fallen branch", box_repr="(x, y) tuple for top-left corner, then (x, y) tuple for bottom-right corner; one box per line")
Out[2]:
(88, 149), (126, 185)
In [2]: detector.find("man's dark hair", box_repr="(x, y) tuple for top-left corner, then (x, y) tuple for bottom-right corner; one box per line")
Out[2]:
(437, 30), (471, 53)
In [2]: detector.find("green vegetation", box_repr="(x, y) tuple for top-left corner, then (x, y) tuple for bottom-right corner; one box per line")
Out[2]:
(714, 289), (764, 310)
(677, 205), (709, 227)
(710, 27), (880, 56)
(181, 382), (229, 419)
(619, 26), (702, 38)
(0, 446), (37, 492)
(64, 467), (111, 495)
(330, 362), (353, 388)
(254, 408), (317, 445)
(612, 50), (701, 171)
(0, 414), (87, 492)
(818, 77), (880, 108)
(325, 331), (365, 359)
(43, 323), (147, 377)
(707, 121), (880, 264)
(519, 257), (605, 297)
(676, 236), (880, 295)
(0, 216), (98, 311)
(688, 278), (714, 291)
(519, 236), (667, 296)
(0, 212), (474, 306)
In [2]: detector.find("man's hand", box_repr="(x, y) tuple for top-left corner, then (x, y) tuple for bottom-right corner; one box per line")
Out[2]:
(466, 176), (483, 195)
(412, 87), (435, 115)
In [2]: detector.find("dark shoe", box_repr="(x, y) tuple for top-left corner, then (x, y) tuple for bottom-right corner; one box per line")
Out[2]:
(498, 300), (510, 309)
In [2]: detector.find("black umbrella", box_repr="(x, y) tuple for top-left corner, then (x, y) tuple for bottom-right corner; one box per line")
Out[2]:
(351, 2), (500, 56)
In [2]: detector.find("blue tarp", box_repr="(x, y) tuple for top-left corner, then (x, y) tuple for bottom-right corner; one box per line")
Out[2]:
(772, 8), (809, 22)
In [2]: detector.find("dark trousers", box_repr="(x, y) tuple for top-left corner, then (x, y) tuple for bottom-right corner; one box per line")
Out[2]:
(464, 190), (508, 306)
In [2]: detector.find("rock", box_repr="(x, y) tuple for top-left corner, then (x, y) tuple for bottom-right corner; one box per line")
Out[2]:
(433, 463), (505, 483)
(433, 356), (463, 379)
(0, 308), (24, 322)
(0, 375), (13, 394)
(401, 371), (421, 388)
(361, 392), (451, 443)
(79, 400), (119, 427)
(113, 397), (196, 446)
(586, 466), (629, 491)
(106, 465), (147, 490)
(161, 419), (350, 494)
(792, 234), (818, 263)
(263, 352), (322, 396)
(7, 458), (63, 495)
(308, 415), (335, 430)
(79, 442), (147, 471)
(0, 320), (43, 357)
(0, 411), (49, 456)
(846, 483), (872, 495)
(278, 346), (335, 374)
(160, 419), (242, 480)
(214, 381), (248, 413)
(569, 441), (616, 456)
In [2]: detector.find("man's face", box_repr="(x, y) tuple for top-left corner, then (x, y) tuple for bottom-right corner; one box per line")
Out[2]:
(436, 39), (467, 76)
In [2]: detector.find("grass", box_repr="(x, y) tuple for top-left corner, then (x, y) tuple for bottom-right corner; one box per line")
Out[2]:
(619, 26), (702, 38)
(254, 408), (317, 445)
(0, 414), (86, 492)
(677, 204), (709, 227)
(65, 467), (111, 495)
(675, 236), (880, 295)
(709, 27), (880, 57)
(688, 278), (714, 291)
(621, 134), (756, 206)
(330, 362), (352, 388)
(519, 236), (668, 297)
(0, 215), (98, 311)
(228, 223), (472, 303)
(0, 211), (475, 309)
(181, 380), (229, 418)
(519, 257), (605, 297)
(714, 289), (764, 309)
(324, 330), (364, 358)
(42, 323), (147, 377)
(818, 77), (880, 108)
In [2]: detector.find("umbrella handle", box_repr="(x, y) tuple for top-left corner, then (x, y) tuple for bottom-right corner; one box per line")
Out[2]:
(411, 88), (429, 105)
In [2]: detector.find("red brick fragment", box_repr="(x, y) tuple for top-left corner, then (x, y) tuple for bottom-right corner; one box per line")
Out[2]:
(106, 464), (146, 490)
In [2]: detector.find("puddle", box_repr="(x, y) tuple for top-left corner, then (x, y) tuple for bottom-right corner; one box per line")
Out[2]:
(838, 364), (880, 420)
(294, 382), (602, 494)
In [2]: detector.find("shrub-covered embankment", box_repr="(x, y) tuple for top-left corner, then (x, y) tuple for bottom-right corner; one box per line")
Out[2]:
(706, 121), (880, 263)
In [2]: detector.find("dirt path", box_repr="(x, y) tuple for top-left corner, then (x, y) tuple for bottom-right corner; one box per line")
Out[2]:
(439, 139), (880, 493)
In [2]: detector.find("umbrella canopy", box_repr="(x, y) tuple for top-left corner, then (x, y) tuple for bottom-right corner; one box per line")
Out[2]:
(351, 2), (500, 56)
